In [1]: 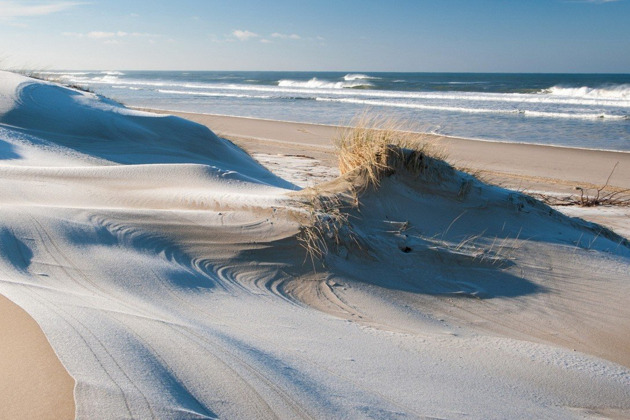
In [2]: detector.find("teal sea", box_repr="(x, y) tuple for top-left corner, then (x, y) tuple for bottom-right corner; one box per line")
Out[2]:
(42, 71), (630, 151)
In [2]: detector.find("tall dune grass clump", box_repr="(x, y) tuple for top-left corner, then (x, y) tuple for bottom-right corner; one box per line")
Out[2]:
(334, 115), (447, 189)
(298, 115), (451, 265)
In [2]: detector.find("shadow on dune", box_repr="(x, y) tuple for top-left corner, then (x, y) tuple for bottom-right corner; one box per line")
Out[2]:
(0, 138), (20, 160)
(0, 228), (33, 272)
(262, 152), (630, 304)
(244, 234), (545, 301)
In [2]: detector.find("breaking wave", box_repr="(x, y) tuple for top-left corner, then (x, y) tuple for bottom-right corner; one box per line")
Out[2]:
(343, 73), (379, 81)
(158, 89), (272, 99)
(277, 77), (373, 89)
(544, 85), (630, 100)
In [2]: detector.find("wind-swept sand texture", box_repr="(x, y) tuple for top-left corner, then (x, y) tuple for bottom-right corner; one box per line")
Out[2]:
(2, 72), (630, 419)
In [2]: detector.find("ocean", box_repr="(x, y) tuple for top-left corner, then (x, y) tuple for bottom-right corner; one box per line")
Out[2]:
(41, 71), (630, 151)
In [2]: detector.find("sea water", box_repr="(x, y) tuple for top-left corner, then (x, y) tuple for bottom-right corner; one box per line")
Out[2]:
(41, 71), (630, 151)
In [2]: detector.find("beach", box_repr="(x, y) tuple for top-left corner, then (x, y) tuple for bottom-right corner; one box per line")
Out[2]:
(148, 110), (630, 191)
(2, 72), (630, 419)
(147, 109), (630, 236)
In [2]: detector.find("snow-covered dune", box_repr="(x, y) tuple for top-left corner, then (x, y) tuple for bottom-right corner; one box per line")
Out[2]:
(1, 71), (629, 419)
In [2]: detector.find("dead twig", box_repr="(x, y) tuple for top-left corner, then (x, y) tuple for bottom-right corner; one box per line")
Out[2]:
(535, 162), (630, 207)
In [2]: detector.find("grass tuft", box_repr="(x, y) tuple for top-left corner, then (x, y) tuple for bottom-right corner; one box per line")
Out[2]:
(296, 190), (366, 269)
(334, 114), (447, 189)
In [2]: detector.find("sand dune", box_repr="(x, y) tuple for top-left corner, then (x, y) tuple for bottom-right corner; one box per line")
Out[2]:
(1, 71), (630, 419)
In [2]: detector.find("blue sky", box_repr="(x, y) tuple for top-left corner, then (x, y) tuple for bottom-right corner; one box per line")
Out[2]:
(0, 0), (629, 72)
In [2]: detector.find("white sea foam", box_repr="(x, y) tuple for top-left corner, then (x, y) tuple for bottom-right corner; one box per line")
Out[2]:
(158, 89), (271, 99)
(545, 84), (630, 100)
(91, 75), (121, 84)
(278, 77), (372, 89)
(56, 72), (628, 108)
(519, 110), (628, 120)
(343, 73), (379, 81)
(38, 71), (93, 76)
(445, 81), (488, 85)
(150, 81), (630, 107)
(85, 80), (629, 108)
(315, 97), (628, 120)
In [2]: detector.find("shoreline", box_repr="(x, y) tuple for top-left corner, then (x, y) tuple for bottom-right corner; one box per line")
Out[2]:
(137, 107), (630, 154)
(144, 108), (630, 237)
(139, 108), (630, 195)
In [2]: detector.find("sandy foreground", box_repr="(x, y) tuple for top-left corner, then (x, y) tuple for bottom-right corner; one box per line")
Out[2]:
(0, 294), (75, 419)
(2, 73), (630, 419)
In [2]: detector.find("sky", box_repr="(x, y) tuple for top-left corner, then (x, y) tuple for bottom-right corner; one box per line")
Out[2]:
(0, 0), (629, 72)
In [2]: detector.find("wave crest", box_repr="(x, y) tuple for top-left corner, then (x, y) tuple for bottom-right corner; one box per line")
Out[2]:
(343, 73), (379, 81)
(545, 84), (630, 100)
(277, 77), (372, 89)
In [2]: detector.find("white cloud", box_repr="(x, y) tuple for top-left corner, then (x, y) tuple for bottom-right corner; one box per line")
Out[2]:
(62, 31), (84, 37)
(271, 32), (301, 40)
(87, 31), (117, 39)
(0, 1), (85, 18)
(129, 32), (159, 37)
(260, 39), (272, 44)
(63, 31), (160, 40)
(232, 29), (259, 41)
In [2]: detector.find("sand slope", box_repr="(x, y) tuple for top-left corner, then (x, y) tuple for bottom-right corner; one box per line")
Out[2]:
(1, 71), (630, 419)
(0, 294), (74, 420)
